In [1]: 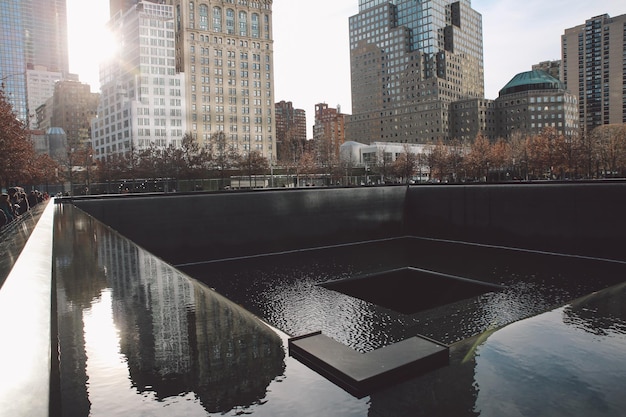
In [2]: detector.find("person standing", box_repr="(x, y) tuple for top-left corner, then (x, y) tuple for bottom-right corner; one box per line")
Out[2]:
(0, 193), (15, 224)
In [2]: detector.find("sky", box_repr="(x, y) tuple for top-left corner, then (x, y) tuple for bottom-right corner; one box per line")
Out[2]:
(67, 0), (626, 135)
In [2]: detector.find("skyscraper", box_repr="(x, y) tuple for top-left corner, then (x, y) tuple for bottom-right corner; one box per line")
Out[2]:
(92, 1), (187, 159)
(0, 0), (69, 122)
(347, 0), (484, 144)
(562, 13), (626, 132)
(167, 0), (276, 160)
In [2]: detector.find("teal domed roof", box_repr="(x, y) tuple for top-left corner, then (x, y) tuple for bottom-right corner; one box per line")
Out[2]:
(499, 70), (565, 97)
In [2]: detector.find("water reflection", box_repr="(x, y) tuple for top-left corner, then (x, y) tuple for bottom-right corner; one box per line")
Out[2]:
(563, 282), (626, 337)
(53, 203), (626, 416)
(54, 205), (285, 416)
(181, 238), (626, 350)
(471, 283), (626, 417)
(362, 283), (626, 417)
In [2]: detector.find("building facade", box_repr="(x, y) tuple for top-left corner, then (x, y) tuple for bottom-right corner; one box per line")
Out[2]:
(0, 0), (69, 123)
(495, 70), (579, 139)
(51, 81), (100, 148)
(532, 60), (561, 81)
(450, 98), (496, 142)
(562, 13), (626, 132)
(347, 0), (484, 144)
(92, 1), (187, 160)
(167, 0), (276, 160)
(275, 100), (307, 162)
(313, 103), (347, 163)
(25, 66), (64, 129)
(110, 0), (168, 18)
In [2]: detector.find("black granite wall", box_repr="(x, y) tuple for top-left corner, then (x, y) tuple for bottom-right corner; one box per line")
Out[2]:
(404, 182), (626, 261)
(70, 186), (407, 264)
(69, 182), (626, 264)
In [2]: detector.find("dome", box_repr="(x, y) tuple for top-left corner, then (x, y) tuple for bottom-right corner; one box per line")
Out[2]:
(499, 70), (565, 97)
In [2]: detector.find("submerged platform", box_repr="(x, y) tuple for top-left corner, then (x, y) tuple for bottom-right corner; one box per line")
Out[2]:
(288, 331), (449, 398)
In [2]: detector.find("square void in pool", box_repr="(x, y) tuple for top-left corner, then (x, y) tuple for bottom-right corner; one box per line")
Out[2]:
(321, 267), (505, 315)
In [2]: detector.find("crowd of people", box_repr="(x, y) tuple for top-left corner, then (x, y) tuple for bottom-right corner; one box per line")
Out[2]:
(0, 187), (49, 229)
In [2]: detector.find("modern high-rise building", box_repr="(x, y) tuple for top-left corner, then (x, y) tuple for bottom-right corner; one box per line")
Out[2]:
(92, 1), (187, 159)
(25, 66), (64, 129)
(167, 0), (276, 160)
(347, 0), (484, 144)
(562, 13), (626, 132)
(0, 0), (69, 122)
(109, 0), (166, 17)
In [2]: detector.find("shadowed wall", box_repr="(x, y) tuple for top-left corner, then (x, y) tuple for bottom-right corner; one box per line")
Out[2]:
(69, 182), (626, 264)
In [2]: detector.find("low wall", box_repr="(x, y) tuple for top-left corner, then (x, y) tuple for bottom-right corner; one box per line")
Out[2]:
(0, 200), (54, 417)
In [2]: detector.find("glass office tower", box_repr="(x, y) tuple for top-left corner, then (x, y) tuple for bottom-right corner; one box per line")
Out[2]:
(0, 0), (68, 123)
(348, 0), (484, 144)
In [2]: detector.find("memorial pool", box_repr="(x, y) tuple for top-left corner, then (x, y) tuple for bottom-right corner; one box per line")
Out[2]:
(53, 202), (626, 416)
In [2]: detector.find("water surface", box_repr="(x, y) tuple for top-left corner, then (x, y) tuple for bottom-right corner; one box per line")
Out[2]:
(54, 205), (626, 416)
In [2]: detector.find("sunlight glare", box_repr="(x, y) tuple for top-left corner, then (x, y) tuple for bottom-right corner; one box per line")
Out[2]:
(95, 26), (119, 63)
(83, 289), (125, 367)
(67, 0), (113, 89)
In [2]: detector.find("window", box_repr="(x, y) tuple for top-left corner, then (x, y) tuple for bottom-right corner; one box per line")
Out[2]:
(213, 7), (222, 32)
(226, 9), (235, 34)
(251, 13), (259, 38)
(239, 11), (248, 36)
(199, 4), (208, 30)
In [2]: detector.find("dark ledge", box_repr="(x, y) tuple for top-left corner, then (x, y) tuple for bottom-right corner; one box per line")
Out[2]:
(288, 331), (449, 398)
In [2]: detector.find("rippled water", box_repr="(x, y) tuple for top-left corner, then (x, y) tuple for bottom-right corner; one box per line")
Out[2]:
(54, 205), (626, 416)
(180, 238), (626, 350)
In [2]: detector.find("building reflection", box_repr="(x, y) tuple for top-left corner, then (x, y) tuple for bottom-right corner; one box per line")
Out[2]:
(55, 205), (285, 416)
(55, 204), (108, 417)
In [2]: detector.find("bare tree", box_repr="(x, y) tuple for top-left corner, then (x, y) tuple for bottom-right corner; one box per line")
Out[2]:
(464, 134), (492, 181)
(208, 131), (240, 188)
(592, 124), (626, 178)
(392, 144), (418, 184)
(239, 151), (269, 188)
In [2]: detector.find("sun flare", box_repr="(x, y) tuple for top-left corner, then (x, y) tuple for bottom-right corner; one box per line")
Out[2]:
(67, 0), (113, 89)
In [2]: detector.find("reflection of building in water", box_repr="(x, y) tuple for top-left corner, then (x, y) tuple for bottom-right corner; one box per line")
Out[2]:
(92, 209), (284, 412)
(97, 230), (194, 395)
(54, 208), (109, 416)
(136, 250), (194, 378)
(189, 281), (285, 413)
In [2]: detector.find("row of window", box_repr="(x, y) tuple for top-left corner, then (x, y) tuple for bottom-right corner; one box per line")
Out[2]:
(186, 3), (270, 38)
